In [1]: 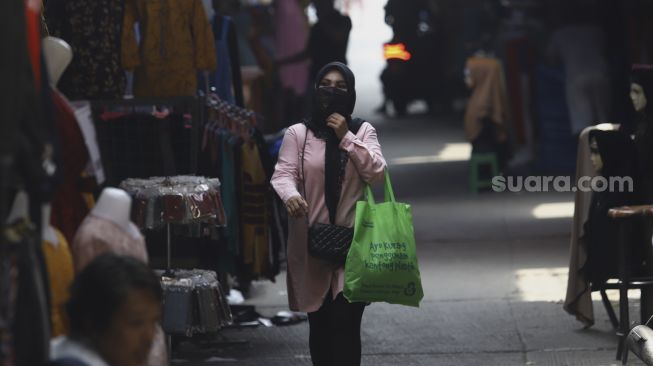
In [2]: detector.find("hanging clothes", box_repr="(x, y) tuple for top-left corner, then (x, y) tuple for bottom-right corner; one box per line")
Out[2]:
(464, 56), (510, 143)
(3, 0), (54, 212)
(240, 141), (270, 278)
(93, 112), (193, 186)
(209, 16), (235, 104)
(42, 228), (74, 338)
(44, 0), (126, 100)
(3, 219), (51, 366)
(200, 97), (282, 279)
(219, 130), (240, 274)
(122, 0), (217, 97)
(275, 0), (310, 97)
(50, 90), (92, 243)
(71, 101), (105, 185)
(25, 0), (43, 88)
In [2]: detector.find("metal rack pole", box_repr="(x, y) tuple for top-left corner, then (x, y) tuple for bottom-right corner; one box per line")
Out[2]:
(167, 222), (171, 271)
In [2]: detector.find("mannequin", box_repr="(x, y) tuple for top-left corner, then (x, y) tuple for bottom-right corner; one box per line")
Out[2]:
(631, 65), (653, 201)
(42, 35), (92, 243)
(583, 130), (638, 285)
(71, 187), (166, 365)
(41, 204), (58, 245)
(92, 187), (141, 239)
(631, 82), (647, 113)
(41, 36), (74, 246)
(630, 65), (653, 323)
(42, 36), (73, 89)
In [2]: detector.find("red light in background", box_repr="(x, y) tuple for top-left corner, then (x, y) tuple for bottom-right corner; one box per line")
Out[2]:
(384, 43), (411, 61)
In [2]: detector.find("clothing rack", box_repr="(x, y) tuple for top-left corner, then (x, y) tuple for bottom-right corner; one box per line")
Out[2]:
(199, 93), (284, 285)
(90, 97), (205, 186)
(205, 93), (257, 130)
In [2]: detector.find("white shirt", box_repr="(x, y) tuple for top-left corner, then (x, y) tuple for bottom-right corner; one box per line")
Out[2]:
(50, 336), (109, 366)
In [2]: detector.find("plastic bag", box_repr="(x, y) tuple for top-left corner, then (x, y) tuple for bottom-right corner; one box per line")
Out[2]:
(343, 170), (424, 307)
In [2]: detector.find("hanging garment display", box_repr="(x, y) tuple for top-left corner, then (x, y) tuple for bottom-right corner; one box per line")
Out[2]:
(70, 101), (105, 185)
(50, 90), (92, 243)
(44, 0), (126, 99)
(41, 228), (74, 337)
(240, 141), (270, 278)
(199, 94), (281, 280)
(122, 0), (217, 97)
(208, 16), (235, 104)
(1, 219), (51, 366)
(91, 98), (202, 187)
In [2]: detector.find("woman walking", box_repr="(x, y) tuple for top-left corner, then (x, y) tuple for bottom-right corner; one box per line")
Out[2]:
(271, 61), (387, 366)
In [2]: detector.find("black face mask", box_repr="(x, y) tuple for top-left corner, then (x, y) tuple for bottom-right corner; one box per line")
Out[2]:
(316, 86), (350, 116)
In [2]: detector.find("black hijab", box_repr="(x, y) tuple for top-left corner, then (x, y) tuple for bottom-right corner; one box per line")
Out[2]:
(631, 65), (653, 126)
(584, 130), (638, 283)
(590, 130), (637, 179)
(304, 62), (363, 224)
(631, 66), (653, 200)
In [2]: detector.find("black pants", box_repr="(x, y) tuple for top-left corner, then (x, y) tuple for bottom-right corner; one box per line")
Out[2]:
(308, 292), (366, 366)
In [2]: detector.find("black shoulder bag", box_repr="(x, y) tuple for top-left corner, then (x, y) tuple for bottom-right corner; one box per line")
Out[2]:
(301, 126), (353, 264)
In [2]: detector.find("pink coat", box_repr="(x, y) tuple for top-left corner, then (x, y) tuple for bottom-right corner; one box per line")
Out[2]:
(271, 122), (386, 312)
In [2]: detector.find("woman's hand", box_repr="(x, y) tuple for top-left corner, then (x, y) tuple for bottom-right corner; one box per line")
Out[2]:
(326, 113), (349, 140)
(285, 196), (308, 218)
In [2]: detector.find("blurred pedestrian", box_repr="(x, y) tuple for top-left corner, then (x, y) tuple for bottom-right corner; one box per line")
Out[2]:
(275, 0), (311, 125)
(464, 56), (512, 170)
(548, 1), (610, 136)
(271, 62), (386, 366)
(49, 254), (162, 366)
(276, 0), (352, 116)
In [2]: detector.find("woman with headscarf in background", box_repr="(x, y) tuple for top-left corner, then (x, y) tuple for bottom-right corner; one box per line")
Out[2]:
(271, 62), (386, 366)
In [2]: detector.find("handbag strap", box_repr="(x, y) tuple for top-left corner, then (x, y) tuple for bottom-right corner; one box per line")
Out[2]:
(301, 126), (309, 226)
(364, 169), (396, 205)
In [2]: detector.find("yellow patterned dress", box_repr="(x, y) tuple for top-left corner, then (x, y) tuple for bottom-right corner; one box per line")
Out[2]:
(42, 229), (74, 337)
(121, 0), (217, 97)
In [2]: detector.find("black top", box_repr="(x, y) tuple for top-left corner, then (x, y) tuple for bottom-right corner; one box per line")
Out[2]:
(583, 130), (639, 284)
(308, 12), (352, 79)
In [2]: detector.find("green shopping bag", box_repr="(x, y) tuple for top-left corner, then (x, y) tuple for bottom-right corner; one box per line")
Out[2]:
(343, 170), (424, 307)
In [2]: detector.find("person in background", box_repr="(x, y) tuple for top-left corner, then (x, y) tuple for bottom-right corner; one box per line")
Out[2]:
(276, 0), (352, 114)
(275, 0), (311, 125)
(307, 0), (352, 79)
(49, 254), (162, 366)
(464, 56), (512, 170)
(547, 0), (610, 136)
(271, 62), (386, 366)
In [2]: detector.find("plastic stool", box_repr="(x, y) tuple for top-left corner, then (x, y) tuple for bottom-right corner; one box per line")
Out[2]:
(469, 152), (499, 193)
